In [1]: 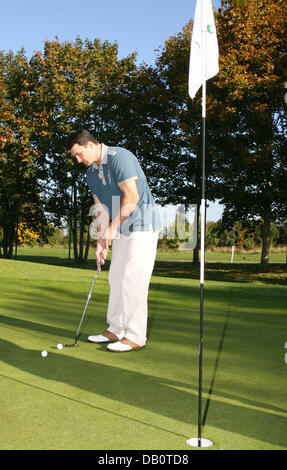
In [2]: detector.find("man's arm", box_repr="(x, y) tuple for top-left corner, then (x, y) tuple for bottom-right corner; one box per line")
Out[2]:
(93, 194), (109, 234)
(93, 194), (110, 266)
(103, 179), (140, 249)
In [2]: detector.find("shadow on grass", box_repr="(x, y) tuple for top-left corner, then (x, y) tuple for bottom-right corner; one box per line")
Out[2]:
(1, 335), (286, 448)
(1, 253), (286, 447)
(14, 253), (111, 273)
(153, 261), (287, 285)
(11, 252), (287, 285)
(202, 295), (233, 430)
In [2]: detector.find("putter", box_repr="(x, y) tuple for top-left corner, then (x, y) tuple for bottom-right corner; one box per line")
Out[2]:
(65, 255), (103, 348)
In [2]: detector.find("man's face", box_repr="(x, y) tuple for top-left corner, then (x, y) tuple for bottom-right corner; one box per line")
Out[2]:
(70, 142), (96, 166)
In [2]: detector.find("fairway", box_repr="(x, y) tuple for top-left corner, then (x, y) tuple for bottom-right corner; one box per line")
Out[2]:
(0, 249), (286, 450)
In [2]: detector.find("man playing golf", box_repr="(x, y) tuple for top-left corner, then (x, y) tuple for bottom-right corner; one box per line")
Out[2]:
(67, 130), (161, 352)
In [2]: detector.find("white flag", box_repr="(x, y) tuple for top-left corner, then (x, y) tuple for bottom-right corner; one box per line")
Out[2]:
(188, 0), (219, 99)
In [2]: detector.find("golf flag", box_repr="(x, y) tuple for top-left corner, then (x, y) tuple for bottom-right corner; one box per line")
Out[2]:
(186, 0), (219, 449)
(188, 0), (219, 99)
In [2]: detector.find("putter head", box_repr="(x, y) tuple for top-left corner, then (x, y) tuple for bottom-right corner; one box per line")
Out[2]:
(65, 343), (79, 348)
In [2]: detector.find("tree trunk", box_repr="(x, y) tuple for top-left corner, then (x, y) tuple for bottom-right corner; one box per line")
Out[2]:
(72, 184), (79, 262)
(261, 210), (271, 265)
(84, 230), (90, 262)
(68, 188), (72, 261)
(78, 196), (89, 262)
(2, 218), (15, 259)
(79, 213), (84, 262)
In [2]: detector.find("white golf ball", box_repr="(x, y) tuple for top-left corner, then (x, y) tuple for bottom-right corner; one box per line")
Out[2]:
(41, 350), (48, 357)
(57, 343), (63, 350)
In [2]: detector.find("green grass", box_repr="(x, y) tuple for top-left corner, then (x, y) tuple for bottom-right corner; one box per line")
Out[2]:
(12, 245), (287, 265)
(0, 247), (286, 450)
(157, 248), (286, 264)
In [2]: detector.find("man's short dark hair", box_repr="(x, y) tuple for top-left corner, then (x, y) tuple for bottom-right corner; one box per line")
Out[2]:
(66, 129), (98, 150)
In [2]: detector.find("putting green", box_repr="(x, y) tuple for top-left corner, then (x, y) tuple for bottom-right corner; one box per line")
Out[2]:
(0, 256), (286, 450)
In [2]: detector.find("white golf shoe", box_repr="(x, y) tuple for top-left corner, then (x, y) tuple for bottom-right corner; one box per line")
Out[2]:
(107, 338), (144, 352)
(88, 330), (121, 343)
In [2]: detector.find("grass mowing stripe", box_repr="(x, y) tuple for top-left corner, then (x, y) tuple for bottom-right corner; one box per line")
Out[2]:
(0, 373), (187, 440)
(0, 252), (286, 449)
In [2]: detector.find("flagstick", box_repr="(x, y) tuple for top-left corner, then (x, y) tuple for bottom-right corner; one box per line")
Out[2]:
(187, 0), (217, 448)
(197, 0), (208, 447)
(187, 77), (212, 449)
(198, 79), (206, 448)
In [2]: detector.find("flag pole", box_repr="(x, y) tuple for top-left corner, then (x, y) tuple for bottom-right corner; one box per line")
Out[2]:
(198, 1), (207, 446)
(187, 0), (218, 448)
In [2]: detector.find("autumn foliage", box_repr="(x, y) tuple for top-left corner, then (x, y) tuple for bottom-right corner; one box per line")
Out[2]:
(0, 1), (286, 264)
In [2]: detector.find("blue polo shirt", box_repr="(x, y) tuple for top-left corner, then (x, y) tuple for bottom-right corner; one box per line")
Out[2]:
(86, 144), (161, 235)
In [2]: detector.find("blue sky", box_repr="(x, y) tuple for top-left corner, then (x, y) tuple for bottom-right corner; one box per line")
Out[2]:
(1, 0), (221, 63)
(0, 0), (223, 220)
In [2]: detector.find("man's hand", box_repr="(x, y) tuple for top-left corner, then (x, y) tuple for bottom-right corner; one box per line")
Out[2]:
(95, 225), (117, 266)
(94, 180), (139, 266)
(103, 224), (118, 251)
(95, 238), (108, 267)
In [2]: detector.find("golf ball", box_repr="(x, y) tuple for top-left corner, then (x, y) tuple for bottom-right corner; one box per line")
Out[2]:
(57, 343), (63, 350)
(41, 350), (48, 357)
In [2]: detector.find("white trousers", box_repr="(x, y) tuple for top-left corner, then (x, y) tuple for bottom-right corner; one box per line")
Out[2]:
(106, 230), (159, 346)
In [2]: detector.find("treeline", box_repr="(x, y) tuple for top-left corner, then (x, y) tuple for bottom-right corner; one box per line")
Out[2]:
(12, 217), (287, 254)
(205, 219), (287, 250)
(0, 0), (286, 264)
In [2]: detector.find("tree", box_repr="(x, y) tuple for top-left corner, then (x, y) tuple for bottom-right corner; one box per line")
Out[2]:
(140, 0), (287, 264)
(29, 37), (138, 262)
(0, 50), (49, 258)
(141, 25), (217, 262)
(211, 0), (287, 263)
